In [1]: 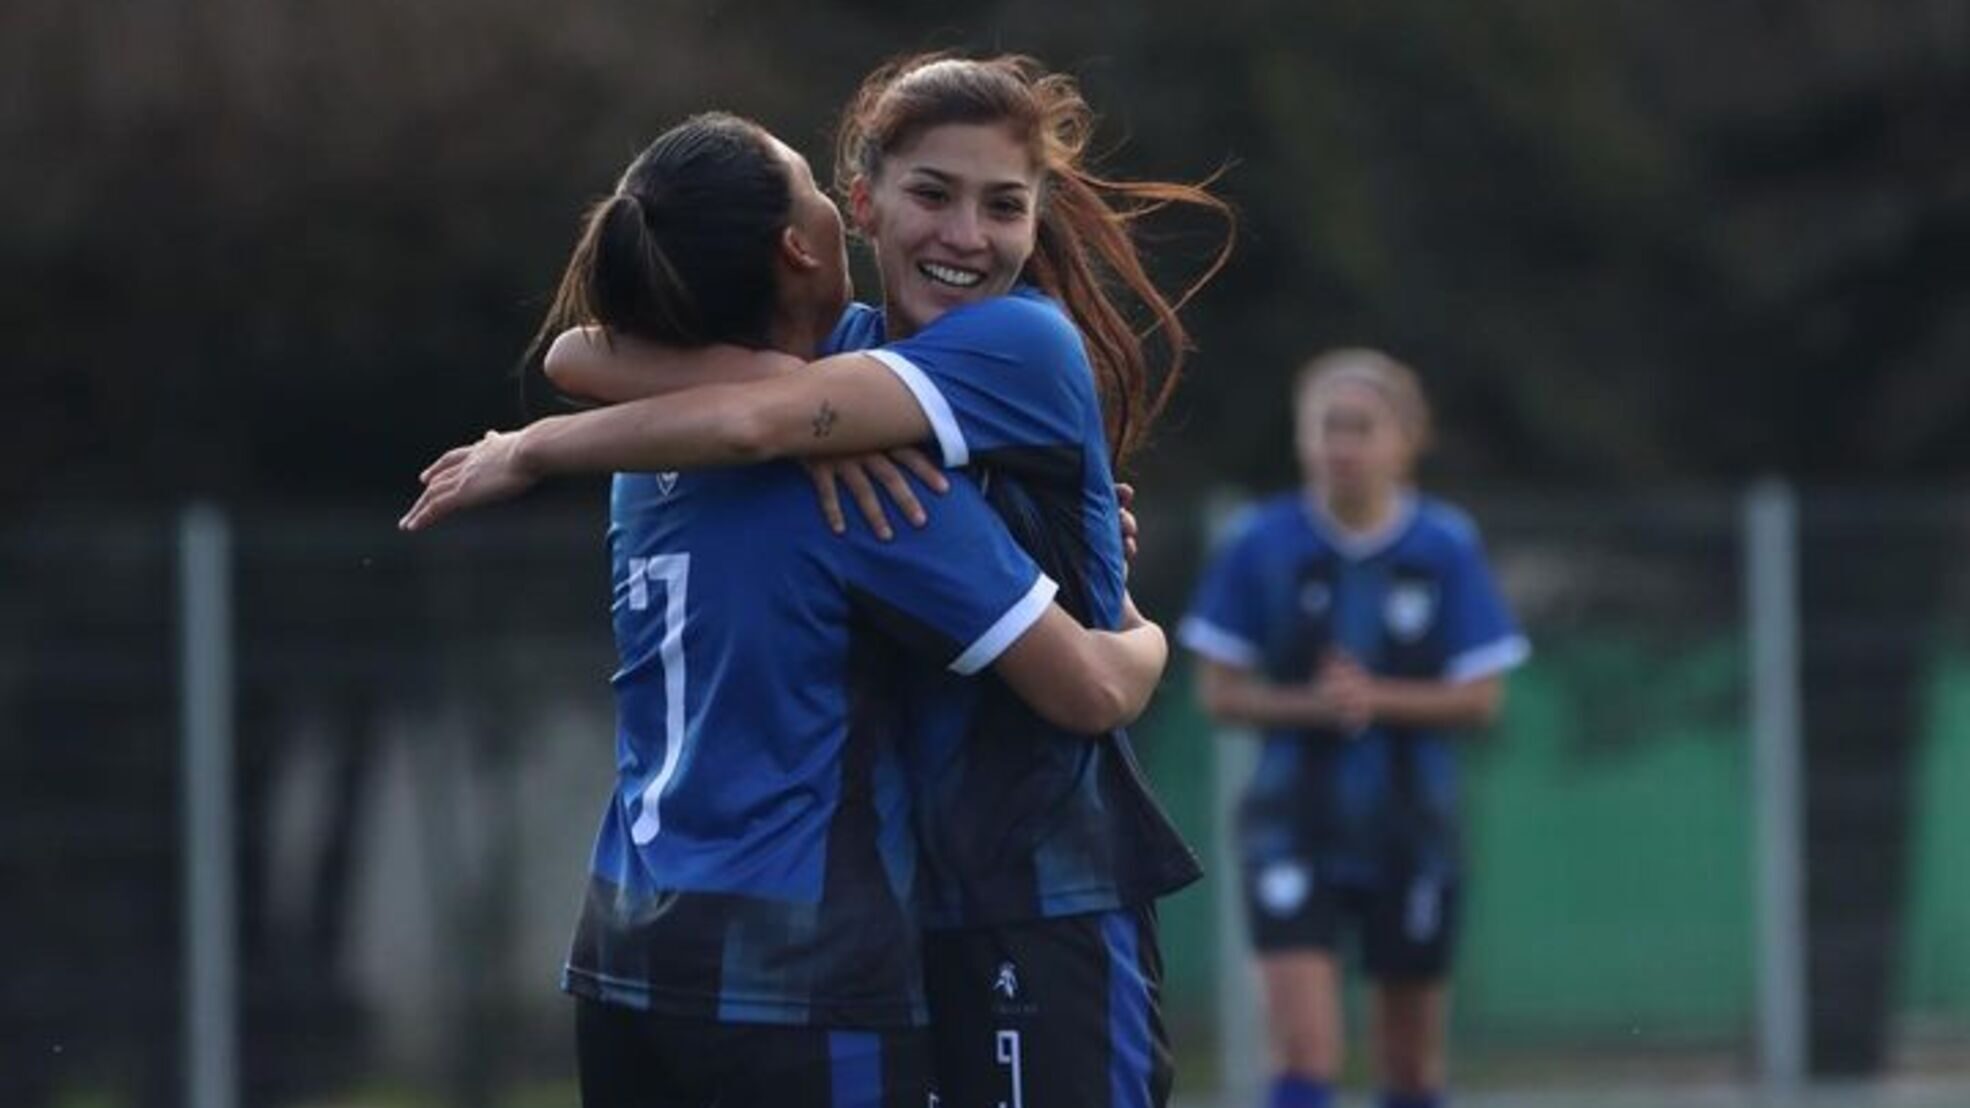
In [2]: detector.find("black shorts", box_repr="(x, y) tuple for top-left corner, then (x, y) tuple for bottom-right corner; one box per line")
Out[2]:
(574, 996), (931, 1108)
(921, 905), (1172, 1108)
(1243, 858), (1460, 982)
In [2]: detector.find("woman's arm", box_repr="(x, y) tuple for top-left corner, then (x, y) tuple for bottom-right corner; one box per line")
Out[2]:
(399, 350), (940, 531)
(1364, 673), (1505, 729)
(1193, 657), (1367, 732)
(993, 600), (1168, 734)
(520, 353), (926, 471)
(1196, 652), (1505, 734)
(540, 325), (936, 465)
(1317, 650), (1506, 730)
(547, 327), (949, 539)
(543, 327), (797, 402)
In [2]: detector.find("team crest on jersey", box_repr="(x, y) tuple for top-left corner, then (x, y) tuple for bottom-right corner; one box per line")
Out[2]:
(654, 471), (680, 498)
(993, 961), (1020, 1000)
(1299, 580), (1331, 616)
(1257, 859), (1312, 916)
(1384, 582), (1437, 642)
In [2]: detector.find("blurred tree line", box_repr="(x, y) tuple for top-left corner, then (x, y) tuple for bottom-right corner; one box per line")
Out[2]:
(5, 0), (1966, 508)
(5, 0), (1967, 1098)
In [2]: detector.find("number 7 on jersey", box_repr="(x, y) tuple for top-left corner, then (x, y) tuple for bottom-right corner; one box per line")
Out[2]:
(625, 553), (690, 846)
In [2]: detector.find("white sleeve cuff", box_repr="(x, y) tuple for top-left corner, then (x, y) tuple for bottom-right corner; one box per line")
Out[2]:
(1177, 616), (1261, 669)
(951, 575), (1059, 675)
(1445, 635), (1531, 683)
(867, 349), (968, 468)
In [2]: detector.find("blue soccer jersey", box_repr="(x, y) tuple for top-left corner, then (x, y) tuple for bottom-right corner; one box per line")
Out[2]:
(828, 288), (1204, 927)
(1179, 493), (1529, 881)
(562, 463), (1058, 1027)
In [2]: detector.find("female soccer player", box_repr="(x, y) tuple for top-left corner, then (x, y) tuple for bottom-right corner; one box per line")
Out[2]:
(419, 110), (1174, 1108)
(403, 54), (1232, 1108)
(1177, 350), (1529, 1108)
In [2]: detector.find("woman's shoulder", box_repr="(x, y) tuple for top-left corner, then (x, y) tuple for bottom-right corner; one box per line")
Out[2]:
(946, 286), (1081, 348)
(1409, 495), (1490, 554)
(1216, 492), (1309, 551)
(823, 301), (888, 355)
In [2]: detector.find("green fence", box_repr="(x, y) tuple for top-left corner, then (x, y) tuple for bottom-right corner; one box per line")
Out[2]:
(1139, 634), (1970, 1059)
(1903, 647), (1970, 1027)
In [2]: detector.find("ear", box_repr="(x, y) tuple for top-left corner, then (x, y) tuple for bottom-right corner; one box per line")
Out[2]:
(847, 176), (877, 237)
(778, 225), (820, 273)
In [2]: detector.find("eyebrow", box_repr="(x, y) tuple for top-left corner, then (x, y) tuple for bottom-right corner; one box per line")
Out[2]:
(903, 166), (1033, 195)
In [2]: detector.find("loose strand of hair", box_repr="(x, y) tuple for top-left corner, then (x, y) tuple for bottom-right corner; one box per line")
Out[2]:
(517, 196), (617, 416)
(524, 196), (613, 373)
(1030, 186), (1138, 467)
(1036, 167), (1235, 469)
(1082, 170), (1237, 319)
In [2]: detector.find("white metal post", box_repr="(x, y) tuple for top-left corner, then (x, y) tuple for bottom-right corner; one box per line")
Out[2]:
(1201, 489), (1265, 1105)
(1745, 479), (1807, 1089)
(1213, 732), (1262, 1105)
(180, 504), (238, 1108)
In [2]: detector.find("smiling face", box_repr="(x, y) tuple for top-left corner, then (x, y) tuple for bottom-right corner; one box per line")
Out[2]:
(851, 121), (1040, 338)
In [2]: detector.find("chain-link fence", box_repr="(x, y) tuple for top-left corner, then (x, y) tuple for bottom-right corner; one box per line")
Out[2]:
(4, 489), (1967, 1107)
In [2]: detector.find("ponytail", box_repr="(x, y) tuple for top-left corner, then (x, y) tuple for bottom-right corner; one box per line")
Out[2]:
(519, 193), (707, 415)
(529, 194), (704, 366)
(518, 112), (793, 415)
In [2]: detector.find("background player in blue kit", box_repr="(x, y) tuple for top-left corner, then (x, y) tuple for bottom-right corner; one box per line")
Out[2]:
(1178, 349), (1529, 1108)
(406, 111), (1174, 1108)
(404, 54), (1234, 1108)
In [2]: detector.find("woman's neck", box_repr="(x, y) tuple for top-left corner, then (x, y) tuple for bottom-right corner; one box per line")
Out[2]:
(767, 306), (830, 360)
(881, 294), (919, 341)
(1312, 484), (1402, 535)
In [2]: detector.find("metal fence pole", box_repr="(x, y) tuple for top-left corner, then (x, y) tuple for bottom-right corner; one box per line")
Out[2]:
(1202, 489), (1265, 1105)
(180, 504), (238, 1108)
(1213, 731), (1261, 1104)
(1745, 479), (1806, 1089)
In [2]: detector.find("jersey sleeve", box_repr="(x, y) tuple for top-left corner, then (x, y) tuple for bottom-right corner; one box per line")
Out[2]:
(1177, 512), (1267, 671)
(843, 472), (1058, 676)
(820, 301), (885, 357)
(862, 295), (1090, 467)
(1438, 520), (1531, 683)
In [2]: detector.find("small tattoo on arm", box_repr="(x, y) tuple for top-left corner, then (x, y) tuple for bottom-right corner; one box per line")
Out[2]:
(811, 400), (839, 439)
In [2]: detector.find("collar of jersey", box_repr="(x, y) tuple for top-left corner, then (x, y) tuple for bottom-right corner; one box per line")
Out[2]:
(1299, 490), (1418, 562)
(856, 283), (1051, 343)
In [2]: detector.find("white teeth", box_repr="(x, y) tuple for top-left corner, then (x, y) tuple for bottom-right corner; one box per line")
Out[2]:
(919, 262), (982, 288)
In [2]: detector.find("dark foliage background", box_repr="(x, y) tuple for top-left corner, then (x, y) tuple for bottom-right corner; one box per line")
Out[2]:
(8, 1), (1966, 509)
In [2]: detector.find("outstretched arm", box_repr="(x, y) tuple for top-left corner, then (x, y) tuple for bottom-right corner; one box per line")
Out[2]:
(994, 597), (1168, 734)
(545, 326), (950, 538)
(542, 327), (792, 402)
(401, 340), (941, 531)
(540, 326), (936, 467)
(520, 355), (928, 469)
